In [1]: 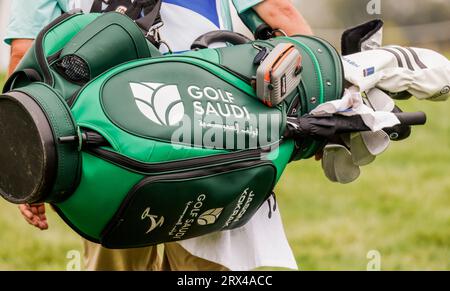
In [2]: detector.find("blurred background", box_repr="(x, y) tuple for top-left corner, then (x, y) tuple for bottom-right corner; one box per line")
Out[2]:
(302, 0), (450, 51)
(0, 0), (449, 270)
(0, 0), (9, 71)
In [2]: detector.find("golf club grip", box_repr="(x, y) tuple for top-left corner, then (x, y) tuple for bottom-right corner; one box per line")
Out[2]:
(394, 112), (427, 126)
(191, 31), (251, 50)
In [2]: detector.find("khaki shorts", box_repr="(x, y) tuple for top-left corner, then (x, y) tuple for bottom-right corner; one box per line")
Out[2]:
(83, 240), (228, 271)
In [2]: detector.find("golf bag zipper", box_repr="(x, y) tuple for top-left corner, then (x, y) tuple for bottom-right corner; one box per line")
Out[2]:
(87, 147), (267, 175)
(266, 191), (277, 219)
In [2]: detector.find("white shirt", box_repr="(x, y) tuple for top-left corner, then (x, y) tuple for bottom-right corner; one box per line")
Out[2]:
(71, 0), (247, 52)
(72, 0), (298, 271)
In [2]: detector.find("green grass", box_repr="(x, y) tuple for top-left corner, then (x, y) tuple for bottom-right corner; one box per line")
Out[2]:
(0, 73), (449, 271)
(277, 97), (450, 270)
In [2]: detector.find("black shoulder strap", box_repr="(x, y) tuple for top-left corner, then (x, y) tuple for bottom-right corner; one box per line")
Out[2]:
(91, 0), (130, 13)
(91, 0), (161, 27)
(90, 0), (106, 13)
(135, 0), (162, 33)
(89, 0), (162, 45)
(3, 69), (42, 93)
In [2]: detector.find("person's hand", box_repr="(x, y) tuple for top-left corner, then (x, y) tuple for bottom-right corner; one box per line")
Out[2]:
(8, 39), (34, 76)
(315, 151), (323, 161)
(18, 203), (49, 230)
(253, 0), (313, 36)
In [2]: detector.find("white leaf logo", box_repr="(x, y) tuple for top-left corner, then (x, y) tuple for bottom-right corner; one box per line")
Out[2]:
(197, 208), (224, 226)
(130, 82), (184, 126)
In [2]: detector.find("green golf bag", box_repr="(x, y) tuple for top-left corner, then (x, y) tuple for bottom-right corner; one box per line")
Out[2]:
(0, 11), (343, 248)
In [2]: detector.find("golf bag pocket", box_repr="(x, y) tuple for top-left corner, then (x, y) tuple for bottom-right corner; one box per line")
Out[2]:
(100, 160), (276, 248)
(55, 12), (153, 83)
(3, 11), (159, 102)
(0, 83), (81, 204)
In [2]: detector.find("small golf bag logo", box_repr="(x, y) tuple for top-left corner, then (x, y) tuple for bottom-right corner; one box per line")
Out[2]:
(130, 82), (185, 126)
(197, 208), (224, 225)
(141, 207), (164, 234)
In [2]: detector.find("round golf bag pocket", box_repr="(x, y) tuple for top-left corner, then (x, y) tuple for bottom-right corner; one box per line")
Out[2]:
(100, 161), (276, 249)
(0, 83), (80, 204)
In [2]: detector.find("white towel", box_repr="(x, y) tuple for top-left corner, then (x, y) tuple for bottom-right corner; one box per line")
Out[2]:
(311, 87), (400, 132)
(179, 195), (298, 271)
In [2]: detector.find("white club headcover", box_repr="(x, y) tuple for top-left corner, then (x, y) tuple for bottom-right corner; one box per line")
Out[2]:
(360, 23), (383, 52)
(322, 144), (361, 184)
(342, 46), (450, 101)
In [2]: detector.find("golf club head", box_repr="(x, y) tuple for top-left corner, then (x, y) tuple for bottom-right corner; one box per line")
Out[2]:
(350, 131), (390, 166)
(322, 144), (361, 184)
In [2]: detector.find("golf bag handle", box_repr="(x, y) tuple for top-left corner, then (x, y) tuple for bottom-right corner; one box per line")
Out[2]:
(191, 31), (252, 50)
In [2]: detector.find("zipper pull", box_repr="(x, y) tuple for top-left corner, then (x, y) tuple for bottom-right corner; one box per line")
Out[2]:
(267, 192), (277, 219)
(271, 192), (277, 212)
(253, 47), (270, 65)
(267, 191), (277, 219)
(267, 198), (273, 219)
(58, 130), (109, 149)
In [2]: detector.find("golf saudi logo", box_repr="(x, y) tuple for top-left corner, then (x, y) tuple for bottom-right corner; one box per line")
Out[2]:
(197, 208), (224, 226)
(130, 82), (185, 126)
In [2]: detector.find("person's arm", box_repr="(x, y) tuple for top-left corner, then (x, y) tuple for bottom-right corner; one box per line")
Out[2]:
(8, 39), (34, 76)
(5, 0), (68, 76)
(5, 0), (69, 229)
(253, 0), (313, 36)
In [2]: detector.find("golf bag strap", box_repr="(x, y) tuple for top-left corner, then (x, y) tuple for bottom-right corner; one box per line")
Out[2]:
(90, 0), (104, 13)
(90, 0), (142, 17)
(90, 0), (162, 47)
(3, 69), (42, 94)
(135, 0), (162, 33)
(90, 0), (162, 21)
